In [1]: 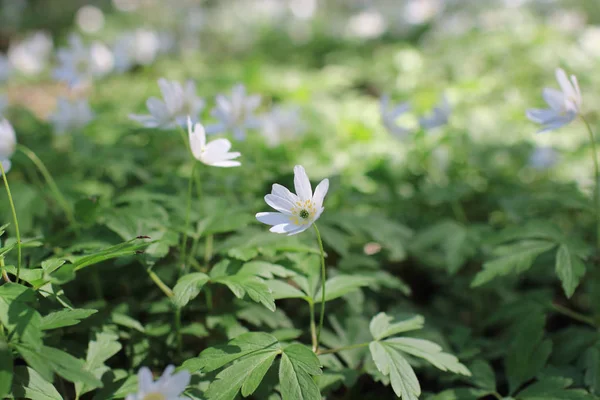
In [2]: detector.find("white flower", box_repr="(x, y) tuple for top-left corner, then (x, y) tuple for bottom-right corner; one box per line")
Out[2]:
(529, 146), (559, 170)
(130, 79), (205, 129)
(0, 119), (16, 173)
(256, 165), (329, 235)
(187, 118), (241, 167)
(125, 365), (190, 400)
(50, 97), (94, 135)
(380, 94), (411, 138)
(419, 94), (451, 130)
(260, 106), (305, 147)
(7, 31), (53, 76)
(112, 29), (162, 73)
(206, 84), (261, 140)
(53, 34), (114, 87)
(526, 68), (582, 133)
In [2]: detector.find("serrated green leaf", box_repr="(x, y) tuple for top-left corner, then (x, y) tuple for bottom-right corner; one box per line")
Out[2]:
(0, 283), (43, 348)
(384, 338), (471, 376)
(215, 274), (275, 311)
(279, 346), (322, 400)
(0, 337), (12, 398)
(75, 331), (123, 397)
(40, 308), (97, 330)
(173, 272), (210, 308)
(584, 345), (600, 395)
(11, 366), (62, 400)
(283, 344), (322, 376)
(267, 280), (307, 300)
(239, 261), (296, 279)
(41, 259), (65, 274)
(369, 341), (420, 400)
(555, 244), (586, 298)
(517, 377), (595, 400)
(469, 360), (496, 391)
(313, 275), (373, 303)
(369, 313), (425, 340)
(428, 388), (491, 400)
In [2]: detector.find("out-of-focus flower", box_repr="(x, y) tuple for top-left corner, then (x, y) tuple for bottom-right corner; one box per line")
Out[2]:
(0, 54), (12, 82)
(380, 95), (411, 138)
(53, 34), (114, 87)
(529, 146), (559, 170)
(8, 31), (53, 76)
(419, 94), (451, 130)
(260, 106), (305, 146)
(76, 5), (105, 34)
(50, 97), (94, 135)
(130, 78), (205, 129)
(113, 29), (162, 72)
(256, 165), (329, 235)
(345, 10), (387, 39)
(125, 365), (190, 400)
(207, 84), (261, 140)
(526, 68), (581, 133)
(188, 118), (241, 167)
(0, 119), (16, 173)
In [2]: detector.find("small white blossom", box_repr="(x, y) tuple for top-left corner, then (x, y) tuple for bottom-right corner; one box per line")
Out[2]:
(529, 146), (559, 170)
(419, 94), (451, 130)
(526, 68), (582, 133)
(380, 94), (411, 138)
(50, 97), (94, 135)
(7, 31), (53, 76)
(130, 78), (205, 129)
(53, 34), (114, 87)
(112, 29), (162, 72)
(126, 365), (190, 400)
(0, 119), (16, 173)
(207, 84), (261, 140)
(256, 165), (329, 235)
(187, 118), (241, 167)
(260, 106), (305, 147)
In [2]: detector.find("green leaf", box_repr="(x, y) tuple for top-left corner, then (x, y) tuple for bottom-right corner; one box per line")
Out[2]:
(40, 309), (97, 330)
(41, 259), (65, 275)
(267, 280), (307, 300)
(0, 283), (43, 348)
(469, 360), (496, 391)
(0, 337), (13, 398)
(185, 332), (280, 373)
(239, 262), (296, 279)
(11, 366), (62, 400)
(215, 275), (275, 311)
(75, 331), (123, 397)
(384, 338), (471, 375)
(369, 313), (424, 340)
(15, 344), (102, 387)
(369, 341), (420, 400)
(71, 238), (149, 271)
(428, 388), (490, 400)
(279, 344), (322, 400)
(517, 377), (595, 400)
(555, 244), (586, 298)
(471, 240), (556, 287)
(584, 345), (600, 395)
(313, 275), (373, 303)
(173, 272), (210, 308)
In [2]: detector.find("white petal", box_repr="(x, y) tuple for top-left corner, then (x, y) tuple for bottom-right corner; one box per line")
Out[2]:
(270, 223), (304, 235)
(542, 88), (565, 112)
(209, 160), (241, 167)
(137, 367), (154, 392)
(286, 224), (311, 236)
(555, 68), (577, 102)
(256, 212), (290, 226)
(312, 179), (329, 209)
(205, 138), (232, 154)
(129, 114), (159, 127)
(265, 194), (294, 214)
(570, 74), (582, 110)
(526, 108), (556, 124)
(293, 165), (312, 201)
(1, 159), (11, 173)
(271, 184), (299, 204)
(160, 370), (190, 397)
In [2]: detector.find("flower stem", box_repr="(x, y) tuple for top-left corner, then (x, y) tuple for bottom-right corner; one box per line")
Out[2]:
(180, 162), (197, 273)
(313, 223), (326, 352)
(17, 145), (78, 231)
(317, 341), (370, 355)
(146, 268), (174, 298)
(309, 301), (317, 352)
(581, 115), (600, 249)
(0, 258), (11, 283)
(551, 302), (597, 328)
(175, 307), (183, 358)
(0, 161), (21, 282)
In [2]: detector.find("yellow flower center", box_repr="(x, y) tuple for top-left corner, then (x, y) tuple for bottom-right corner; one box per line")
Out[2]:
(143, 393), (167, 400)
(290, 199), (317, 225)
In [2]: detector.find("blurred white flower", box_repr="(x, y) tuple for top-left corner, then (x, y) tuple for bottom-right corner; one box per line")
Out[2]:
(345, 10), (387, 39)
(380, 95), (411, 138)
(256, 165), (329, 235)
(207, 84), (261, 140)
(125, 365), (190, 400)
(50, 97), (94, 135)
(8, 31), (53, 76)
(113, 29), (162, 72)
(0, 54), (12, 82)
(130, 78), (205, 129)
(187, 118), (241, 167)
(53, 35), (114, 87)
(529, 146), (559, 170)
(261, 106), (305, 146)
(0, 119), (16, 173)
(76, 5), (105, 34)
(419, 94), (451, 130)
(526, 68), (581, 133)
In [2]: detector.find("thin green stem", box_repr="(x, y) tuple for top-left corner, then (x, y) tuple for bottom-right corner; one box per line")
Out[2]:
(0, 258), (11, 283)
(551, 303), (597, 328)
(313, 223), (326, 352)
(175, 307), (183, 358)
(309, 302), (317, 352)
(581, 115), (600, 249)
(0, 162), (21, 282)
(317, 341), (370, 355)
(180, 162), (197, 273)
(146, 269), (174, 298)
(204, 234), (213, 266)
(17, 145), (78, 231)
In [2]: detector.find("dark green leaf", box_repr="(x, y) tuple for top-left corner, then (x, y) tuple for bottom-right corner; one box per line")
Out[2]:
(40, 309), (97, 330)
(173, 272), (210, 308)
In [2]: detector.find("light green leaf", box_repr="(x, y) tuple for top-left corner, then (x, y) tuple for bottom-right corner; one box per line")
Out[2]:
(41, 259), (65, 275)
(267, 280), (307, 300)
(313, 275), (373, 303)
(11, 366), (62, 400)
(215, 275), (275, 311)
(40, 309), (97, 330)
(555, 244), (586, 298)
(0, 337), (12, 398)
(173, 272), (210, 308)
(75, 331), (123, 397)
(0, 283), (43, 348)
(471, 240), (556, 287)
(369, 341), (420, 400)
(279, 345), (323, 400)
(369, 313), (424, 341)
(384, 338), (471, 376)
(517, 377), (595, 400)
(239, 261), (296, 279)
